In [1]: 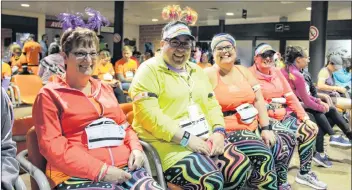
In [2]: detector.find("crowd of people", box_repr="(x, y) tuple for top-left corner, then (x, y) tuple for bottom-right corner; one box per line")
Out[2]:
(1, 8), (351, 190)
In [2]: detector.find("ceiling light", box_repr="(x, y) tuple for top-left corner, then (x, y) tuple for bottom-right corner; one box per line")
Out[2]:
(152, 19), (158, 22)
(226, 12), (234, 16)
(306, 7), (312, 11)
(21, 4), (30, 7)
(280, 1), (294, 4)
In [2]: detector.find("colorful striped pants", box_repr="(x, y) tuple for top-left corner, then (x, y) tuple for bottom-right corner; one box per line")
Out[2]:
(164, 143), (252, 190)
(55, 167), (163, 190)
(227, 128), (296, 189)
(279, 113), (317, 174)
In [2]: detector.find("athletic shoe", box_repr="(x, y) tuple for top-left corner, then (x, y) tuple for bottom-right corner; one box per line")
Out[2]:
(295, 171), (327, 189)
(313, 152), (332, 168)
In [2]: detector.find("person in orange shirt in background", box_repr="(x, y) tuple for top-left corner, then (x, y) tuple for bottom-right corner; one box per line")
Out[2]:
(197, 52), (212, 69)
(114, 46), (138, 90)
(22, 34), (42, 72)
(94, 50), (115, 80)
(1, 61), (12, 90)
(9, 45), (27, 74)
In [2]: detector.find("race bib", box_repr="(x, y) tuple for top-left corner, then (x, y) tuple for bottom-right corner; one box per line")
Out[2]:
(85, 117), (126, 149)
(103, 73), (113, 81)
(125, 71), (134, 79)
(271, 98), (286, 104)
(179, 114), (210, 140)
(235, 103), (258, 124)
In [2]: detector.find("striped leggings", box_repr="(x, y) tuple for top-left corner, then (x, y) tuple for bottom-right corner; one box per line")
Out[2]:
(164, 143), (252, 190)
(279, 113), (317, 174)
(227, 128), (296, 189)
(55, 167), (163, 190)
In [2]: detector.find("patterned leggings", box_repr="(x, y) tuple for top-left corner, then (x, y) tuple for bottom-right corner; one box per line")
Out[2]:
(55, 167), (163, 190)
(227, 128), (296, 189)
(164, 143), (251, 190)
(278, 113), (317, 175)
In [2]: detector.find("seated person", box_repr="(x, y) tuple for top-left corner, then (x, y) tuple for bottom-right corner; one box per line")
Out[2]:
(33, 27), (162, 190)
(333, 57), (351, 96)
(9, 45), (27, 74)
(115, 46), (138, 91)
(206, 34), (296, 190)
(38, 44), (65, 84)
(1, 62), (12, 90)
(1, 87), (20, 190)
(317, 54), (351, 110)
(197, 52), (212, 69)
(130, 21), (252, 190)
(94, 50), (126, 103)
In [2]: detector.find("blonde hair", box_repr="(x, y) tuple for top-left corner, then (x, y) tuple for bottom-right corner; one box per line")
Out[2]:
(122, 45), (132, 52)
(61, 27), (99, 55)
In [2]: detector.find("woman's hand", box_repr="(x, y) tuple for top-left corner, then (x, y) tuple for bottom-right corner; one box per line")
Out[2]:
(102, 166), (132, 184)
(336, 86), (347, 94)
(128, 149), (145, 171)
(261, 130), (276, 147)
(208, 133), (225, 156)
(321, 101), (330, 113)
(187, 135), (211, 156)
(303, 119), (319, 135)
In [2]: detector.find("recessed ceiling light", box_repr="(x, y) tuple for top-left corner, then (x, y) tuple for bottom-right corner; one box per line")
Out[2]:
(152, 19), (158, 22)
(226, 12), (234, 16)
(280, 1), (294, 4)
(21, 4), (30, 7)
(306, 7), (312, 11)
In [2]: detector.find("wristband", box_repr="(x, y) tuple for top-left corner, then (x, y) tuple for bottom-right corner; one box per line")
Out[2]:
(213, 127), (227, 137)
(180, 131), (191, 147)
(261, 124), (272, 131)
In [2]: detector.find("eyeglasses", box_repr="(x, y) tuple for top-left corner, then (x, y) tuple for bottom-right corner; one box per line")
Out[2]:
(71, 51), (98, 60)
(165, 38), (192, 49)
(259, 51), (275, 59)
(215, 45), (234, 52)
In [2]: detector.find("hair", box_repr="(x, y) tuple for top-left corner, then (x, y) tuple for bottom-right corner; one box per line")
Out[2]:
(42, 34), (47, 39)
(49, 44), (60, 55)
(145, 50), (154, 57)
(29, 34), (35, 40)
(60, 27), (99, 55)
(55, 34), (60, 38)
(122, 45), (132, 52)
(161, 20), (189, 39)
(284, 45), (306, 65)
(99, 50), (111, 58)
(156, 48), (161, 52)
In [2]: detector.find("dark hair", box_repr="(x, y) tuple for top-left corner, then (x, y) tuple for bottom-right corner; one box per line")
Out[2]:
(49, 44), (60, 55)
(42, 34), (47, 39)
(161, 21), (189, 39)
(55, 34), (60, 38)
(284, 46), (305, 65)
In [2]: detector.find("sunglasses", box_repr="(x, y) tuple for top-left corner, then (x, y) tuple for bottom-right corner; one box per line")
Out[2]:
(259, 51), (275, 59)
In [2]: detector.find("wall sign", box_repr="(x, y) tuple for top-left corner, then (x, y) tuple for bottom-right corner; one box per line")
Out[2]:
(309, 26), (319, 41)
(46, 21), (62, 29)
(275, 24), (284, 32)
(113, 33), (121, 43)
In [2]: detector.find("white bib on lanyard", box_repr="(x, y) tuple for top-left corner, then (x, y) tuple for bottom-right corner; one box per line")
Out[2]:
(125, 71), (134, 79)
(235, 103), (258, 124)
(85, 117), (126, 149)
(179, 114), (210, 140)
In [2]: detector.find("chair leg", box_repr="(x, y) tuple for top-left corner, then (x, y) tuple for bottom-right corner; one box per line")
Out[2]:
(139, 140), (167, 189)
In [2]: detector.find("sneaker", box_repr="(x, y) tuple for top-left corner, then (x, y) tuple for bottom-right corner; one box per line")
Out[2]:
(279, 182), (291, 190)
(295, 171), (327, 189)
(313, 152), (332, 168)
(330, 135), (352, 147)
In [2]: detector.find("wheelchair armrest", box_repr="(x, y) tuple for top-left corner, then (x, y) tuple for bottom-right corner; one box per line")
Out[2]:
(16, 150), (51, 190)
(139, 140), (167, 189)
(14, 176), (27, 190)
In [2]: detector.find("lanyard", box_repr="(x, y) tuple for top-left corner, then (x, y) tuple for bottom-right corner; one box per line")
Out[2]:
(178, 68), (194, 102)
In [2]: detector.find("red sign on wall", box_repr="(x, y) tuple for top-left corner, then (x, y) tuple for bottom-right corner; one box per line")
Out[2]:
(46, 20), (62, 28)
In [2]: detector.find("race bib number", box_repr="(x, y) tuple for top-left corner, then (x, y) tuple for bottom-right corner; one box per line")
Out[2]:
(179, 115), (210, 140)
(85, 117), (126, 149)
(125, 71), (134, 79)
(235, 103), (258, 124)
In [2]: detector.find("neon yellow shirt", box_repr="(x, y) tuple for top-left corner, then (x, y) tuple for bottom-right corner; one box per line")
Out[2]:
(129, 56), (225, 171)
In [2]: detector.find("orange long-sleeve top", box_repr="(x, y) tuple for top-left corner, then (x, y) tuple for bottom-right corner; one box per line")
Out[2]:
(32, 76), (142, 188)
(248, 65), (307, 121)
